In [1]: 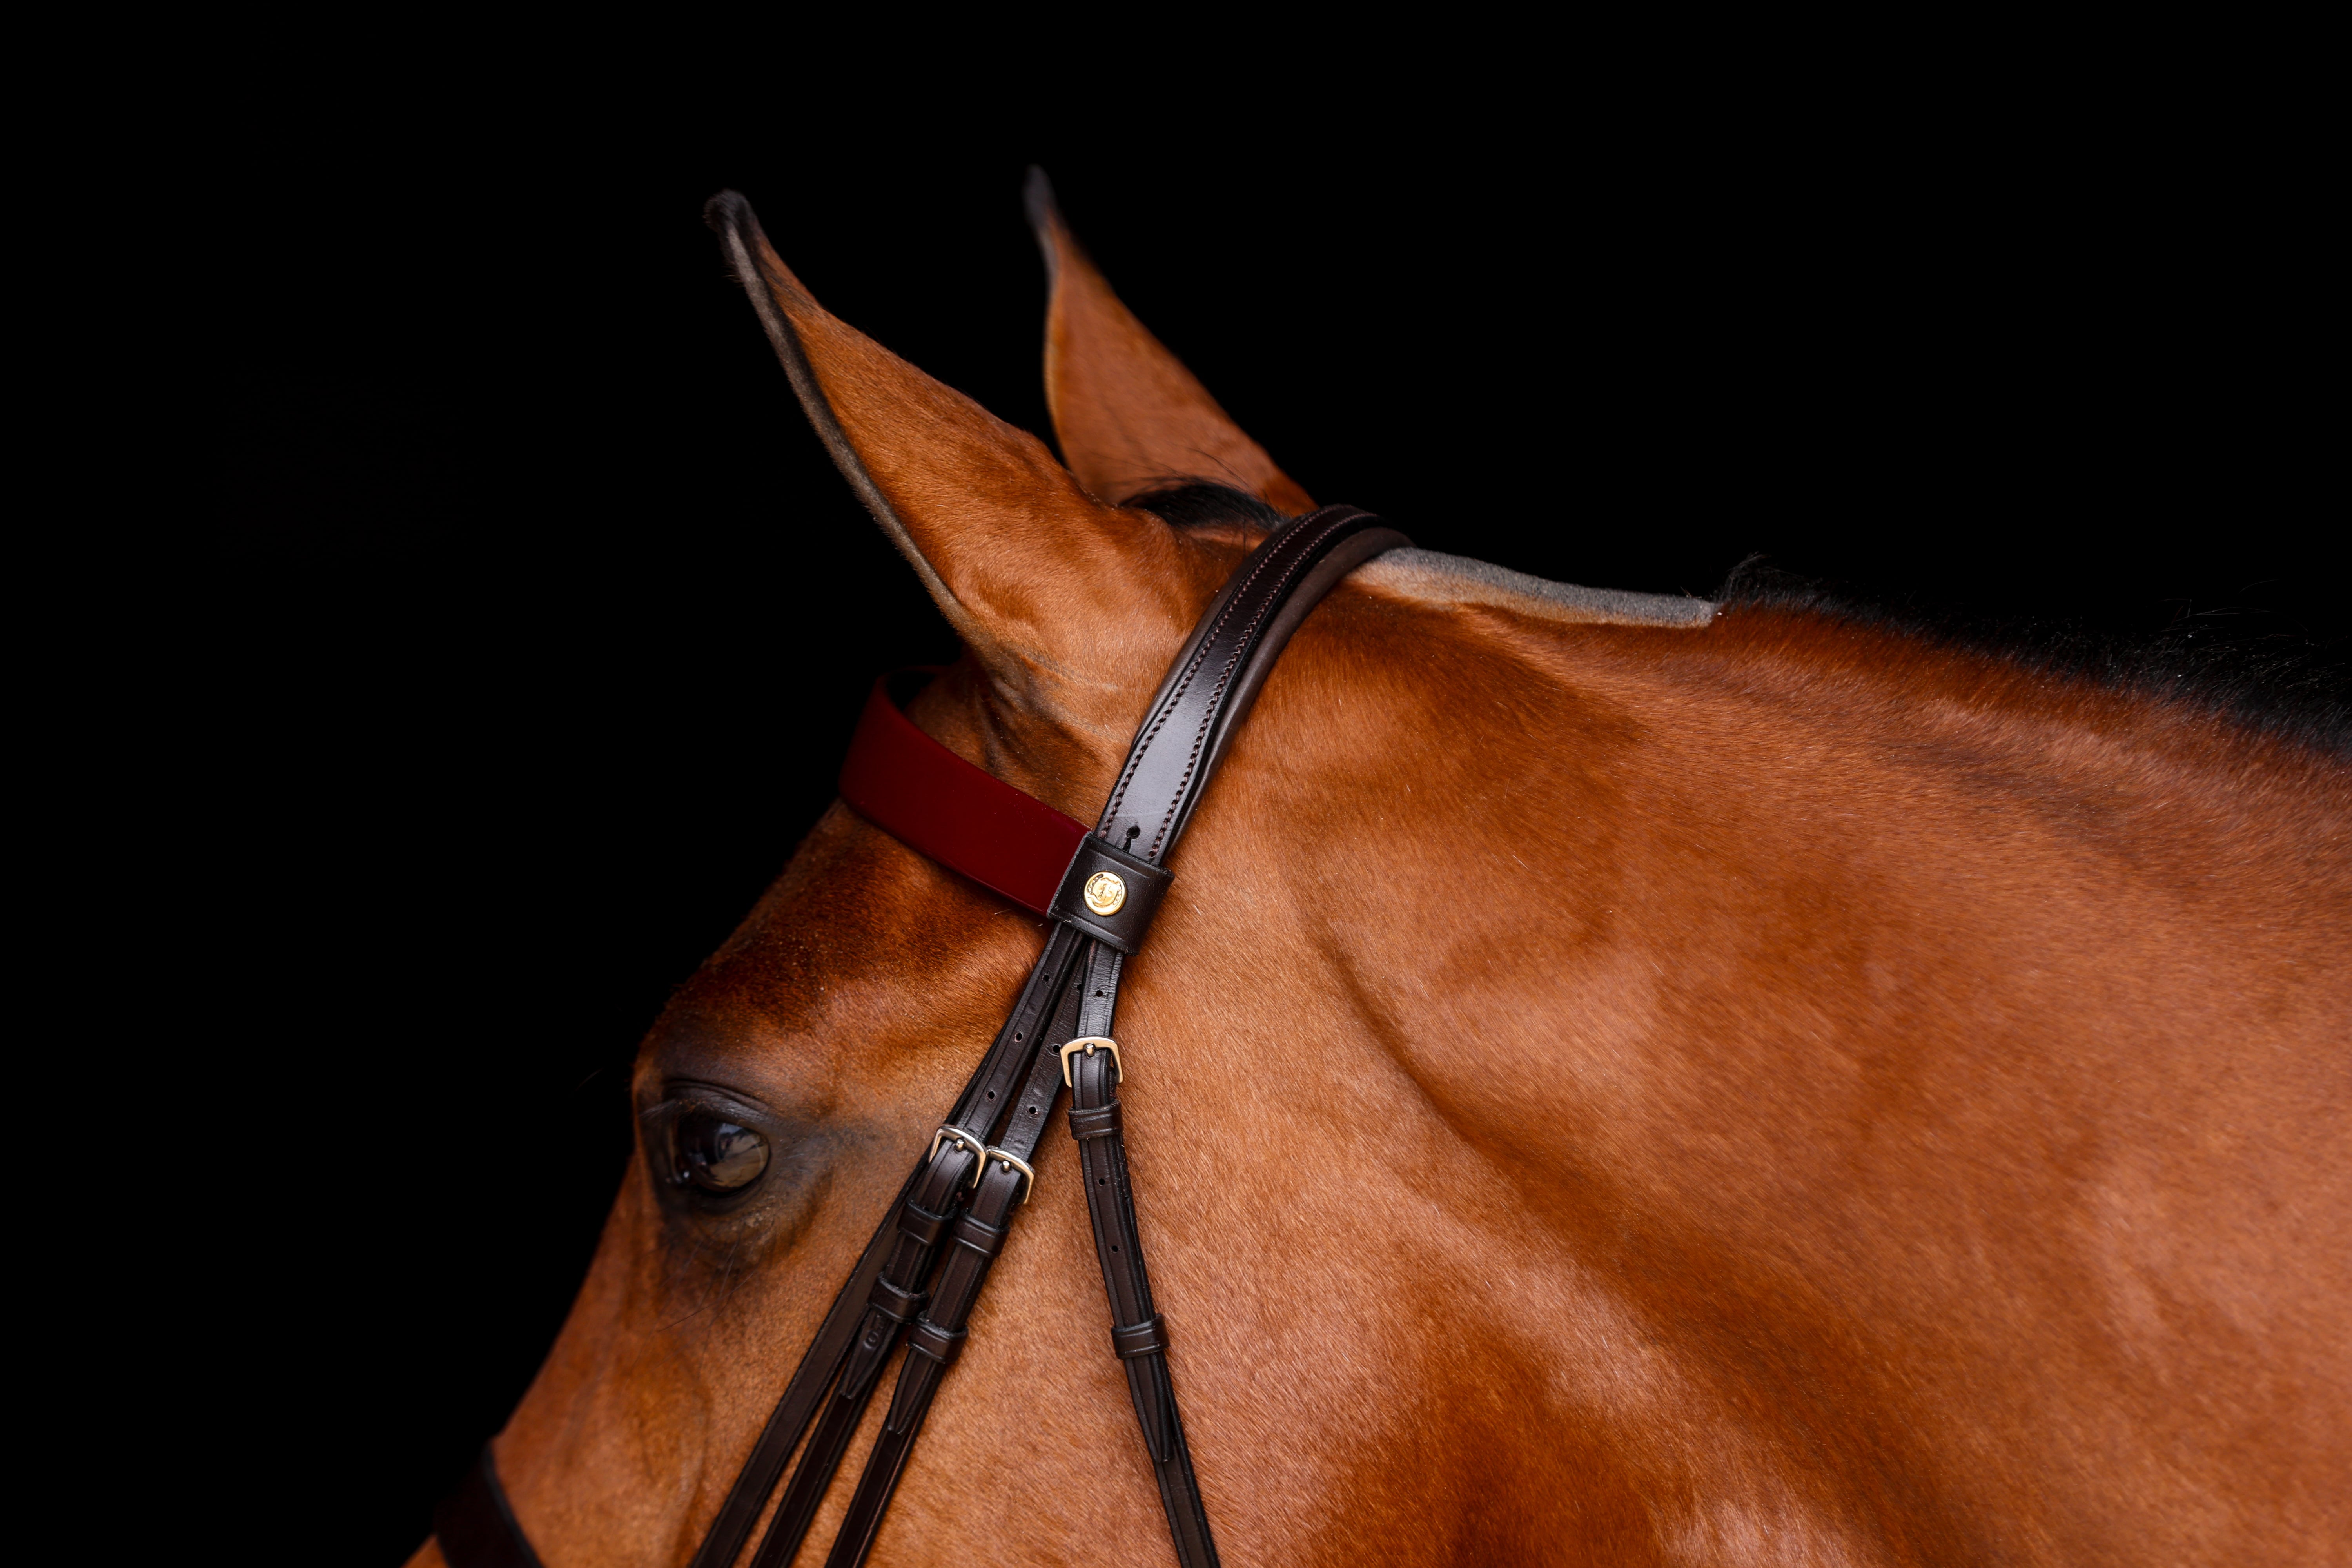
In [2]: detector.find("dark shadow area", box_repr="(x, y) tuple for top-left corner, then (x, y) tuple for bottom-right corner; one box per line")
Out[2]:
(174, 85), (2336, 1566)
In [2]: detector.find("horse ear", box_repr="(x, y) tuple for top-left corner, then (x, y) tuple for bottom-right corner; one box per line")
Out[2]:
(1023, 169), (1316, 517)
(706, 189), (1197, 705)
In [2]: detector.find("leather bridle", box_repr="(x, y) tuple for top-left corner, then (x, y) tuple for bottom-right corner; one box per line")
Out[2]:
(436, 505), (1409, 1568)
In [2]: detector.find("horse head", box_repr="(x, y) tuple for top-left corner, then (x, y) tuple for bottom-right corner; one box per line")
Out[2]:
(416, 174), (2351, 1568)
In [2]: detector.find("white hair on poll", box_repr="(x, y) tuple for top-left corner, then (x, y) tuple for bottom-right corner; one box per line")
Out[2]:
(1358, 548), (1717, 628)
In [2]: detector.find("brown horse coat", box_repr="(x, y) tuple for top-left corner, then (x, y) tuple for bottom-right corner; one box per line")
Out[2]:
(412, 181), (2350, 1567)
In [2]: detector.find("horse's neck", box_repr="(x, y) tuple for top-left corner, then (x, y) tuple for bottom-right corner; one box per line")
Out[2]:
(1218, 591), (2348, 1553)
(1293, 587), (2350, 1069)
(1293, 591), (2350, 1212)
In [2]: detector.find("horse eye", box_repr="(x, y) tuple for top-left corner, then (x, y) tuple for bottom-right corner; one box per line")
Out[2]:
(674, 1112), (770, 1193)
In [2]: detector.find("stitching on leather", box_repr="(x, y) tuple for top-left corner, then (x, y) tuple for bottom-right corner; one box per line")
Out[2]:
(956, 924), (1082, 1137)
(1103, 508), (1365, 833)
(1104, 510), (1352, 850)
(1101, 521), (1302, 830)
(1141, 511), (1360, 859)
(1150, 512), (1359, 854)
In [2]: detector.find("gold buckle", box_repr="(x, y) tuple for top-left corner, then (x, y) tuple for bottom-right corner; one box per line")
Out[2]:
(1058, 1036), (1123, 1089)
(927, 1124), (989, 1189)
(983, 1147), (1037, 1205)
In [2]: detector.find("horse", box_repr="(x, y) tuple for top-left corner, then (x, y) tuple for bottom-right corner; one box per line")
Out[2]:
(412, 173), (2350, 1567)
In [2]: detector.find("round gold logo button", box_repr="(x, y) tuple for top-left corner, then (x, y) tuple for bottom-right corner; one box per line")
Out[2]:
(1082, 871), (1128, 916)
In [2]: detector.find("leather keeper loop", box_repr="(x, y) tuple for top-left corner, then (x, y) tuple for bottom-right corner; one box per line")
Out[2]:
(1047, 833), (1173, 954)
(1067, 1101), (1123, 1140)
(866, 1276), (926, 1324)
(904, 1318), (967, 1368)
(950, 1210), (1008, 1261)
(895, 1200), (952, 1248)
(1110, 1314), (1169, 1359)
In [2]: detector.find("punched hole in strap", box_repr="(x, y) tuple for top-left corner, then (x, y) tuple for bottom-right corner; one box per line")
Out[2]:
(1109, 1314), (1169, 1360)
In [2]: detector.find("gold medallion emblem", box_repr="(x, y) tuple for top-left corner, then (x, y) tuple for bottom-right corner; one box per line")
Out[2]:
(1082, 871), (1128, 916)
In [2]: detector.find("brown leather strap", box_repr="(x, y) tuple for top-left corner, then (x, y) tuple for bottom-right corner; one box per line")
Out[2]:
(676, 919), (1091, 1568)
(743, 1138), (979, 1568)
(1102, 506), (1410, 862)
(725, 922), (1093, 1568)
(824, 1015), (1078, 1566)
(1067, 942), (1221, 1568)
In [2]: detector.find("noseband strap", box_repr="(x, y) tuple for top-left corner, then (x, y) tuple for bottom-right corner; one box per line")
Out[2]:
(439, 506), (1406, 1568)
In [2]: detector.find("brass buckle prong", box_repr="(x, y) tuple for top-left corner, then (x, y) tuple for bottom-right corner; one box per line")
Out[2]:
(1058, 1036), (1123, 1089)
(984, 1147), (1037, 1205)
(927, 1124), (989, 1189)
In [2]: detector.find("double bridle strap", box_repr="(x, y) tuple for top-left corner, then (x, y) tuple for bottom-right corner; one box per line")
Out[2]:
(439, 506), (1407, 1568)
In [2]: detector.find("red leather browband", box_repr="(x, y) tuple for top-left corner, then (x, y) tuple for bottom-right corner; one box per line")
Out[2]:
(837, 671), (1088, 916)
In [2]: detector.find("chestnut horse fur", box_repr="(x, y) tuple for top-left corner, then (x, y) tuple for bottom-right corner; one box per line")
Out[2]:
(410, 178), (2351, 1567)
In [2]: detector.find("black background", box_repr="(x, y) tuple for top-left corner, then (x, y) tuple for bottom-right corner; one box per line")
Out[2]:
(199, 77), (2334, 1565)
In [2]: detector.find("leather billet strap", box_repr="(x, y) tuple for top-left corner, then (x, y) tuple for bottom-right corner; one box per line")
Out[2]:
(438, 506), (1405, 1568)
(1066, 942), (1220, 1566)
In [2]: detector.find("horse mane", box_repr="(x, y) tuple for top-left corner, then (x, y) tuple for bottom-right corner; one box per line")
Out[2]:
(1123, 482), (2347, 759)
(1721, 560), (2352, 759)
